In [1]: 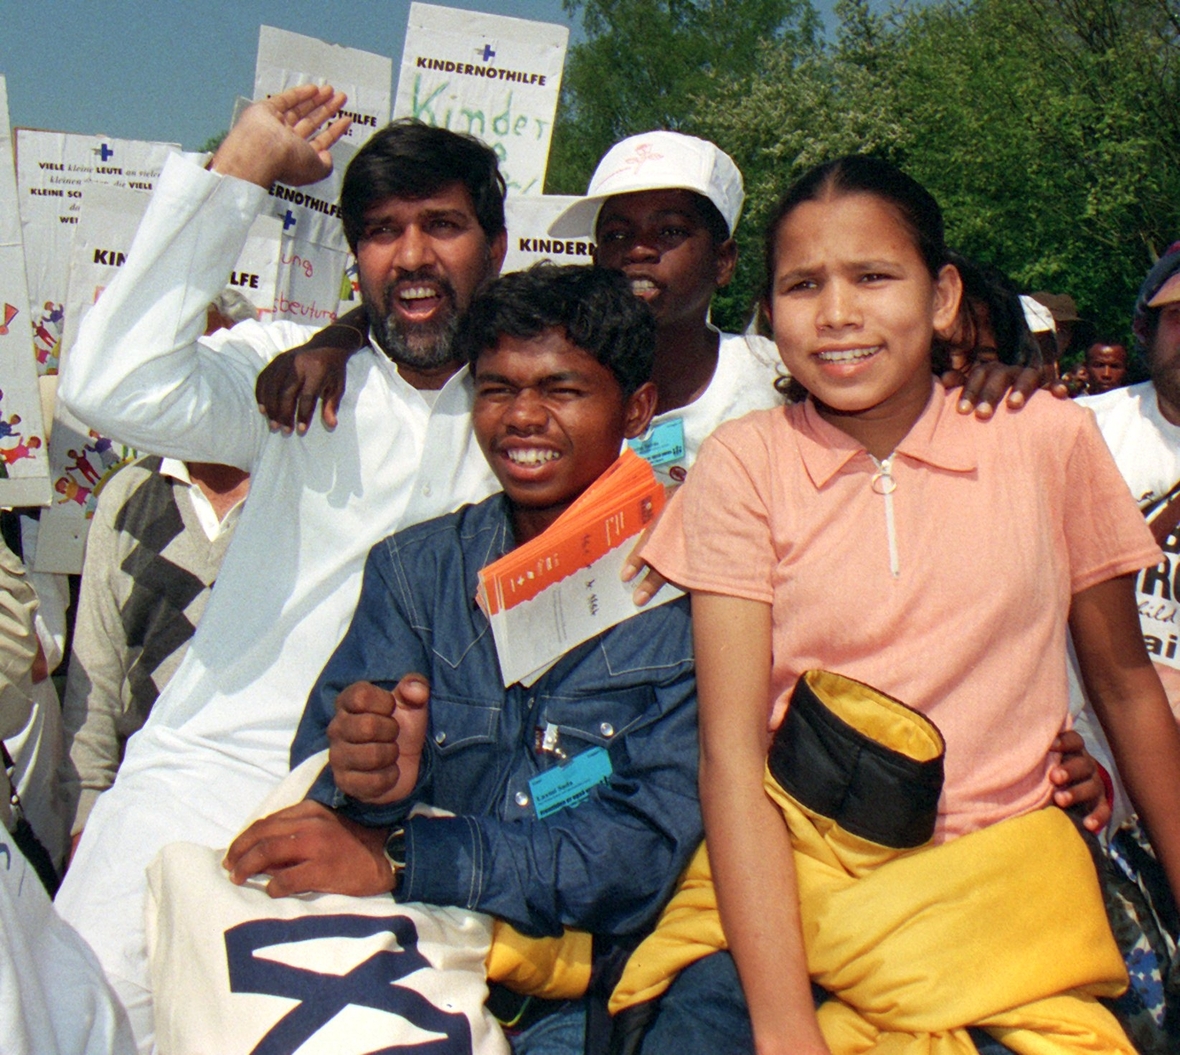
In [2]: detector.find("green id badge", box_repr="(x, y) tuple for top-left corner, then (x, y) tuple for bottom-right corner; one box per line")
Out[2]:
(529, 746), (613, 819)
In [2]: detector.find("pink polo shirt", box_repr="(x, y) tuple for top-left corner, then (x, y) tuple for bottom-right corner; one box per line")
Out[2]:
(644, 382), (1162, 841)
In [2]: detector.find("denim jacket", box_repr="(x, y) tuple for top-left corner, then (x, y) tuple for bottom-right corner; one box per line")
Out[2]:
(292, 494), (700, 938)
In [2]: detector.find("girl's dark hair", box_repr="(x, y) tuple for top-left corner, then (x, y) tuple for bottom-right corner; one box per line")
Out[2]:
(762, 155), (949, 300)
(947, 251), (1041, 368)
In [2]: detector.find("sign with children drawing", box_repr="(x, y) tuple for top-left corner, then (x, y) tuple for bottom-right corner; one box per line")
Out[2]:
(0, 77), (51, 507)
(394, 3), (568, 196)
(34, 185), (281, 573)
(253, 26), (393, 329)
(15, 129), (178, 376)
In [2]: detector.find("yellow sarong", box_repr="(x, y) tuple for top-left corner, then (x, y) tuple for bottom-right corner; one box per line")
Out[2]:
(611, 671), (1133, 1055)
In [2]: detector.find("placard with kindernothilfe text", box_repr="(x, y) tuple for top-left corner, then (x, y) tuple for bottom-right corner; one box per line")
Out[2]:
(253, 26), (392, 329)
(394, 3), (568, 196)
(502, 195), (589, 274)
(35, 184), (281, 573)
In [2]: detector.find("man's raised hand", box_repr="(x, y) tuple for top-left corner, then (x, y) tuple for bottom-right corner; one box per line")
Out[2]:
(328, 676), (430, 805)
(211, 84), (352, 190)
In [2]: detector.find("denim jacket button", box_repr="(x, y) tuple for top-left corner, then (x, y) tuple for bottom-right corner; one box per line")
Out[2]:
(514, 790), (530, 807)
(434, 730), (447, 745)
(599, 722), (615, 738)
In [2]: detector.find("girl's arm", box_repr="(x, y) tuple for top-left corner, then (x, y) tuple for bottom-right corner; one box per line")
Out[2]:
(1069, 573), (1180, 897)
(692, 591), (831, 1055)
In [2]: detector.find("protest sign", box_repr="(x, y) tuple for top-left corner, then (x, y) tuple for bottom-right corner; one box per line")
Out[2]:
(394, 3), (568, 195)
(225, 213), (283, 320)
(0, 78), (51, 507)
(15, 129), (178, 375)
(34, 185), (281, 572)
(253, 26), (392, 327)
(502, 195), (590, 274)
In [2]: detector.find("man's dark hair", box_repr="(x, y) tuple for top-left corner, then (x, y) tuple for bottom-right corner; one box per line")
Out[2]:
(340, 119), (506, 253)
(456, 263), (656, 396)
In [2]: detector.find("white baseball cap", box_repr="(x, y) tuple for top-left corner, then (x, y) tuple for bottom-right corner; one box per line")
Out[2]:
(548, 131), (745, 239)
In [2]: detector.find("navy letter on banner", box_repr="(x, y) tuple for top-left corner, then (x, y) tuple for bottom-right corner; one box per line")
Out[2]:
(224, 914), (473, 1054)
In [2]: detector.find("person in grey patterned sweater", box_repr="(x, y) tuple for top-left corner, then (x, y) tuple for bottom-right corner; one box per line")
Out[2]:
(59, 454), (249, 855)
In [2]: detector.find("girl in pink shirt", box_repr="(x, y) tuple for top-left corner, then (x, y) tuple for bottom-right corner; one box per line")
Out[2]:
(640, 156), (1180, 1055)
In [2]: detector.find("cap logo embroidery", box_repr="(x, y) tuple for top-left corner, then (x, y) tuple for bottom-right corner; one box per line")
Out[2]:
(599, 144), (666, 186)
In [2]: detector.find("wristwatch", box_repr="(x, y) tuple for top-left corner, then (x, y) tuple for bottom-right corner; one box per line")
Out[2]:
(383, 826), (406, 895)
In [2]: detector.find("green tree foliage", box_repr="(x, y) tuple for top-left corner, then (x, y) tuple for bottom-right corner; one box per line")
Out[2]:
(888, 0), (1180, 343)
(552, 0), (1180, 340)
(692, 0), (912, 327)
(545, 0), (821, 195)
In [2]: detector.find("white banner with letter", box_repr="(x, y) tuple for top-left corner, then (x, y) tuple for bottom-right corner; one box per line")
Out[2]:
(35, 186), (280, 572)
(15, 130), (178, 376)
(253, 26), (393, 328)
(394, 3), (568, 196)
(503, 195), (590, 274)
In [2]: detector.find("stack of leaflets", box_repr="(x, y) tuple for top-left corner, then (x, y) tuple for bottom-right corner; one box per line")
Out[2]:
(477, 448), (683, 687)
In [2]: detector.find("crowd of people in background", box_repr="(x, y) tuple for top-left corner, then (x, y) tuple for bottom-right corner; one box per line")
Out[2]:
(2, 76), (1180, 1055)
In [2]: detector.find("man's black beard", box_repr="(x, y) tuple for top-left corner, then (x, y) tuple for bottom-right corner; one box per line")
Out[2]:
(368, 302), (461, 371)
(365, 272), (461, 371)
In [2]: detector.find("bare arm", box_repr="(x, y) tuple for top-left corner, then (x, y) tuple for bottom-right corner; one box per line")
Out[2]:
(255, 305), (368, 433)
(1070, 574), (1180, 898)
(692, 592), (830, 1055)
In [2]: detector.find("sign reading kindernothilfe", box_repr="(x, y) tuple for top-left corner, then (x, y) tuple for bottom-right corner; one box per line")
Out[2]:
(394, 3), (568, 196)
(253, 26), (393, 328)
(34, 185), (281, 573)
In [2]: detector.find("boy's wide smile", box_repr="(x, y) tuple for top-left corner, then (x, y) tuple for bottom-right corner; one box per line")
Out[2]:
(502, 446), (562, 468)
(472, 328), (654, 544)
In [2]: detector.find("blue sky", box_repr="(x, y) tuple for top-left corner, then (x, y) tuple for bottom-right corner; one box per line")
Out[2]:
(2, 0), (855, 151)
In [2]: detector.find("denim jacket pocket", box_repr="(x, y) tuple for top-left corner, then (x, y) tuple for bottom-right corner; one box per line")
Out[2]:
(539, 685), (656, 752)
(428, 694), (502, 755)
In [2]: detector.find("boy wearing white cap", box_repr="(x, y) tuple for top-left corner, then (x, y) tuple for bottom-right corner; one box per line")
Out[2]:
(548, 131), (784, 484)
(257, 132), (785, 486)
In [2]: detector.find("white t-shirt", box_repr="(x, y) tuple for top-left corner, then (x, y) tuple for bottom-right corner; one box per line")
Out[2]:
(1078, 381), (1180, 507)
(55, 154), (497, 1045)
(1070, 380), (1180, 827)
(628, 331), (785, 484)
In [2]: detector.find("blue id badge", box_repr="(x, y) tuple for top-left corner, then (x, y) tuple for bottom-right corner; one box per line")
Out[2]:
(628, 418), (686, 468)
(529, 746), (613, 819)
